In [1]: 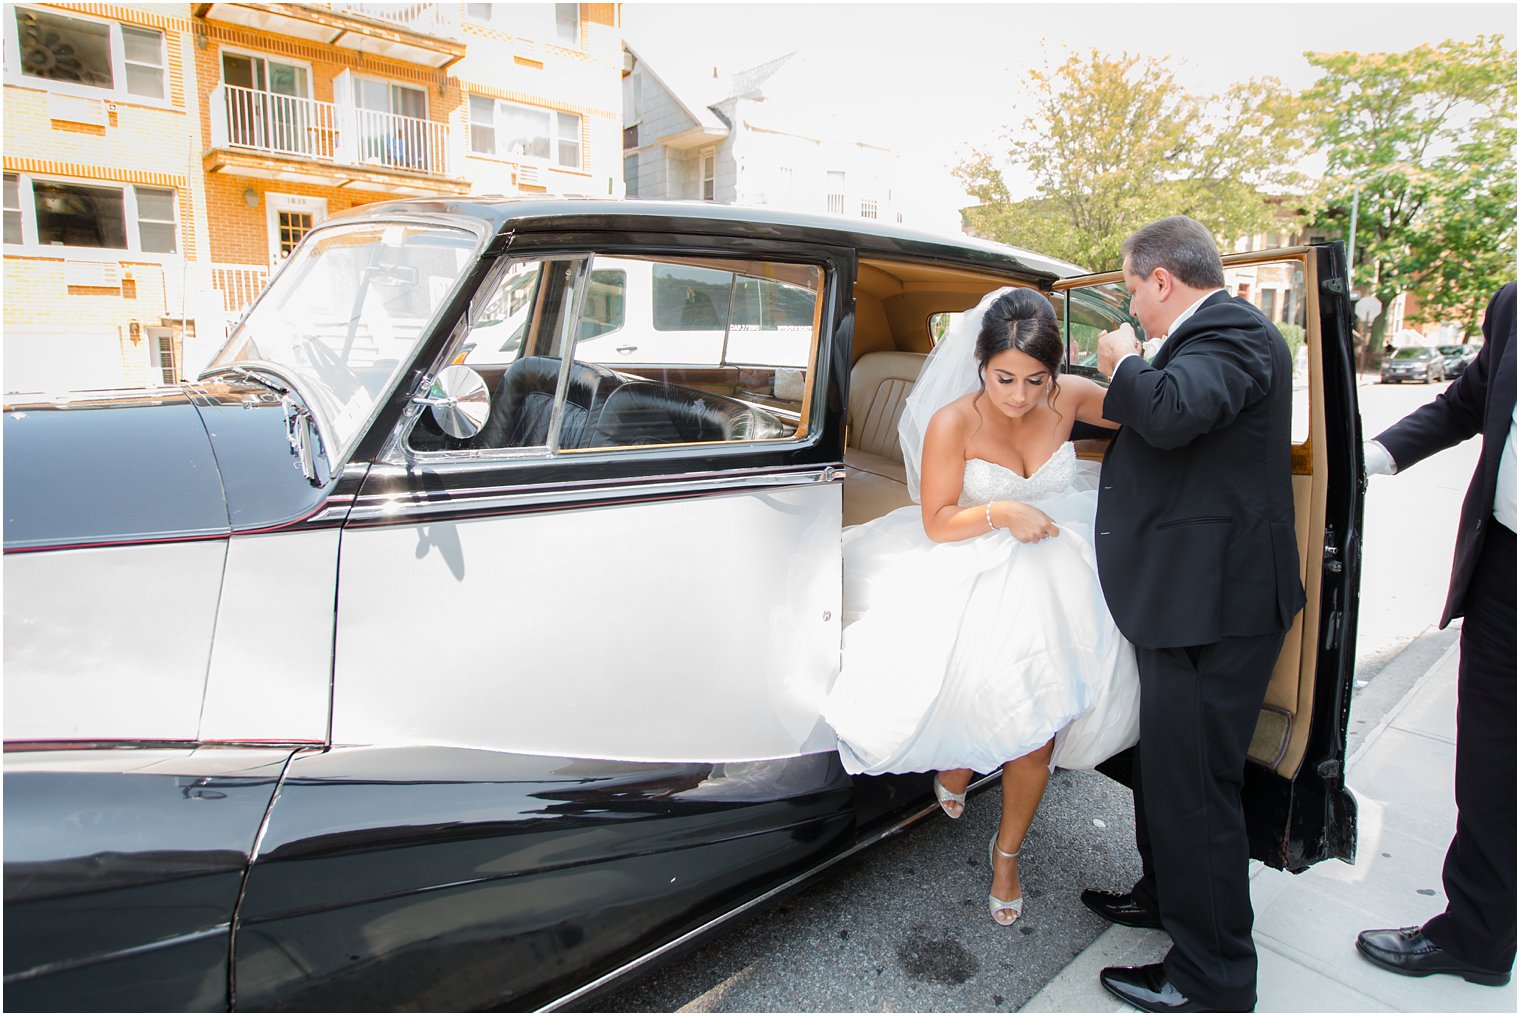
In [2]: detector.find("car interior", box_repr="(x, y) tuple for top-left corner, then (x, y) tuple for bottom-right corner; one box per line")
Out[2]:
(409, 253), (815, 454)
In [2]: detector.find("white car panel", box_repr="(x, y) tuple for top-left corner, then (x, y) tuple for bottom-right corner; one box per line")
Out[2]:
(333, 484), (843, 762)
(3, 541), (226, 741)
(198, 530), (340, 743)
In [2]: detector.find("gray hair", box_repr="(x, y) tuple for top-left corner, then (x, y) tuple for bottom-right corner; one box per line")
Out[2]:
(1121, 216), (1226, 290)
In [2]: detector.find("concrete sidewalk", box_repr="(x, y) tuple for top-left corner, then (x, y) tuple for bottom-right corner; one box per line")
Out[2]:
(1023, 636), (1517, 1013)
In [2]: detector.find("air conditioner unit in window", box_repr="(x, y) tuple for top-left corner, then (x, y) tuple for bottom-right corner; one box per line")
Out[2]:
(47, 94), (107, 127)
(63, 261), (121, 288)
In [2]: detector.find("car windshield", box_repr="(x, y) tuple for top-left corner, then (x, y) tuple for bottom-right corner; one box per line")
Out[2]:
(206, 221), (480, 462)
(1391, 347), (1430, 360)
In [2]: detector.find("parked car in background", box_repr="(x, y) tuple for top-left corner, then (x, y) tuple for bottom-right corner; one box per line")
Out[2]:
(1437, 343), (1480, 380)
(3, 200), (1366, 1012)
(1380, 345), (1445, 383)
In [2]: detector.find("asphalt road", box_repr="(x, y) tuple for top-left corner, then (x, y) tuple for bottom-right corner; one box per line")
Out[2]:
(592, 374), (1479, 1014)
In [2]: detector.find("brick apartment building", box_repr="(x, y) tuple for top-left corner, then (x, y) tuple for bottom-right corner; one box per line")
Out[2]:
(3, 3), (623, 393)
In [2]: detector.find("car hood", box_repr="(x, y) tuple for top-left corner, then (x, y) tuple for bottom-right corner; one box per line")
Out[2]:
(3, 384), (338, 552)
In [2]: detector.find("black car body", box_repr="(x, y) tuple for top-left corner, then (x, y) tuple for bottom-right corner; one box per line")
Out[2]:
(3, 200), (1364, 1011)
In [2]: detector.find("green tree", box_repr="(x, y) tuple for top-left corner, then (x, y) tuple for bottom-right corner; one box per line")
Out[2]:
(956, 50), (1311, 271)
(1305, 35), (1515, 353)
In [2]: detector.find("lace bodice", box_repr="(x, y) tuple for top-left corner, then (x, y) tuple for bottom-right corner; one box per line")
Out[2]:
(958, 442), (1078, 506)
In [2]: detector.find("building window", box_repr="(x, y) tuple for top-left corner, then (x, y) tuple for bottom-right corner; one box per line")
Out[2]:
(134, 187), (177, 253)
(121, 24), (165, 98)
(555, 4), (579, 45)
(276, 210), (314, 260)
(3, 174), (21, 245)
(623, 69), (641, 128)
(624, 154), (639, 199)
(4, 174), (177, 254)
(353, 76), (430, 170)
(826, 171), (845, 215)
(470, 95), (581, 169)
(469, 3), (579, 46)
(700, 148), (716, 202)
(12, 7), (165, 100)
(156, 333), (177, 386)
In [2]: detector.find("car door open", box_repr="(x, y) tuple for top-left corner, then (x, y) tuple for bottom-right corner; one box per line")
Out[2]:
(1051, 244), (1363, 870)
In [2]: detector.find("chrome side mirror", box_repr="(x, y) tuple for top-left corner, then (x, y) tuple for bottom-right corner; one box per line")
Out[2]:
(413, 364), (490, 439)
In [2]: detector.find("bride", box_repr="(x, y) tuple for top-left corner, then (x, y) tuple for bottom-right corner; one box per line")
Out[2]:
(823, 286), (1141, 927)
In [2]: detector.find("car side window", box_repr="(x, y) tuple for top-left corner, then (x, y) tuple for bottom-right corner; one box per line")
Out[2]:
(1056, 259), (1311, 447)
(1222, 259), (1309, 446)
(406, 252), (823, 456)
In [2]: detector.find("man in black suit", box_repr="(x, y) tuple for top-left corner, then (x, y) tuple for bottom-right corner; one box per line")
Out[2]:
(1355, 281), (1516, 987)
(1084, 216), (1305, 1012)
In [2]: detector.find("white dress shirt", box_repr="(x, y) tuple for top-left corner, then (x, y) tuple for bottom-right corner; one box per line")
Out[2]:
(1493, 401), (1516, 532)
(1365, 403), (1516, 533)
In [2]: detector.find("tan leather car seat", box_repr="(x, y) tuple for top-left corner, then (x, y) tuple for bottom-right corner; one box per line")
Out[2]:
(842, 351), (927, 526)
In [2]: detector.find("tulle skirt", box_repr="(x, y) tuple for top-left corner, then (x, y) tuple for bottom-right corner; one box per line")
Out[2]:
(823, 479), (1140, 776)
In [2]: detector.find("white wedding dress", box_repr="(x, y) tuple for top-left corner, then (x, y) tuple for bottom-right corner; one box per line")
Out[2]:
(824, 442), (1141, 775)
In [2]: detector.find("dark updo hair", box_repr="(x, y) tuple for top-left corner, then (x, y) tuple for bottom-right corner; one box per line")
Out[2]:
(974, 287), (1064, 414)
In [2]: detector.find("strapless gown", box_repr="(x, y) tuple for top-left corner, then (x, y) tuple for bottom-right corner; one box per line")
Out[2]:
(823, 442), (1140, 775)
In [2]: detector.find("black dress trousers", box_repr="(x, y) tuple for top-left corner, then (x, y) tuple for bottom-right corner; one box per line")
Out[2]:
(1423, 518), (1517, 973)
(1128, 630), (1287, 1011)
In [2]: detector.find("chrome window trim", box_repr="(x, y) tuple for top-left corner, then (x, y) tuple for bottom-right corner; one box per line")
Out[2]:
(347, 463), (843, 524)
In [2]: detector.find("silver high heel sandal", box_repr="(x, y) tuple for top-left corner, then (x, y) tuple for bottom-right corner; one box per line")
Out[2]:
(988, 835), (1024, 926)
(932, 775), (967, 819)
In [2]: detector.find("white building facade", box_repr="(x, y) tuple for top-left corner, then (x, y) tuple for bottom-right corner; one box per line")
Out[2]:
(622, 46), (924, 228)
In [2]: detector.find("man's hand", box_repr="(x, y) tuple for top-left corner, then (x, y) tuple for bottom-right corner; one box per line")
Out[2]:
(1097, 323), (1144, 378)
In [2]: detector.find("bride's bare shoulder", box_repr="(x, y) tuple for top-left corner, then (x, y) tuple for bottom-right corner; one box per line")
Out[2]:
(927, 392), (980, 435)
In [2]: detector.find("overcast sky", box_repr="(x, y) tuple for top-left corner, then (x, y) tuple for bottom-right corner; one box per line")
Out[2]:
(621, 1), (1516, 222)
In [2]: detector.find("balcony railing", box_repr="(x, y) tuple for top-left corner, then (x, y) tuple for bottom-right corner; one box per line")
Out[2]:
(210, 262), (271, 336)
(211, 84), (452, 177)
(320, 2), (458, 37)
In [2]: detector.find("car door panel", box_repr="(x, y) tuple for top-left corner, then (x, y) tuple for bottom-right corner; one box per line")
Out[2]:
(332, 479), (842, 762)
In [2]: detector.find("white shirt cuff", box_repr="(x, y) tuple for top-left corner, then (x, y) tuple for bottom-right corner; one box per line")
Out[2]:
(1364, 439), (1397, 476)
(1112, 351), (1142, 373)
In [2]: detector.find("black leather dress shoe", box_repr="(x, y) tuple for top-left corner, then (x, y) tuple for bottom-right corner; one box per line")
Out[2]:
(1100, 963), (1217, 1012)
(1080, 887), (1164, 929)
(1356, 926), (1512, 986)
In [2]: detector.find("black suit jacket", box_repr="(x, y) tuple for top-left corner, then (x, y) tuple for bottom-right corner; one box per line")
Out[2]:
(1096, 291), (1305, 650)
(1374, 281), (1516, 627)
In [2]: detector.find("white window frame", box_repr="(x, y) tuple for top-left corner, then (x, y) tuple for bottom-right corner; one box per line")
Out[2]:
(351, 73), (427, 120)
(5, 5), (169, 106)
(219, 46), (316, 97)
(700, 148), (716, 202)
(469, 96), (582, 170)
(2, 172), (180, 261)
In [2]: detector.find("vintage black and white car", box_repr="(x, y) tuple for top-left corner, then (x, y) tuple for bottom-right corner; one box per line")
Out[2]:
(4, 199), (1365, 1011)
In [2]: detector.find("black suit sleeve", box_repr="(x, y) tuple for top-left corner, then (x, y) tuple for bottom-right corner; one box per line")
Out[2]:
(1102, 324), (1272, 450)
(1374, 285), (1510, 471)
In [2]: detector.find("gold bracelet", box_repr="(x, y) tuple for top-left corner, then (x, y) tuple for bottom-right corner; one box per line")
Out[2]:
(985, 502), (995, 531)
